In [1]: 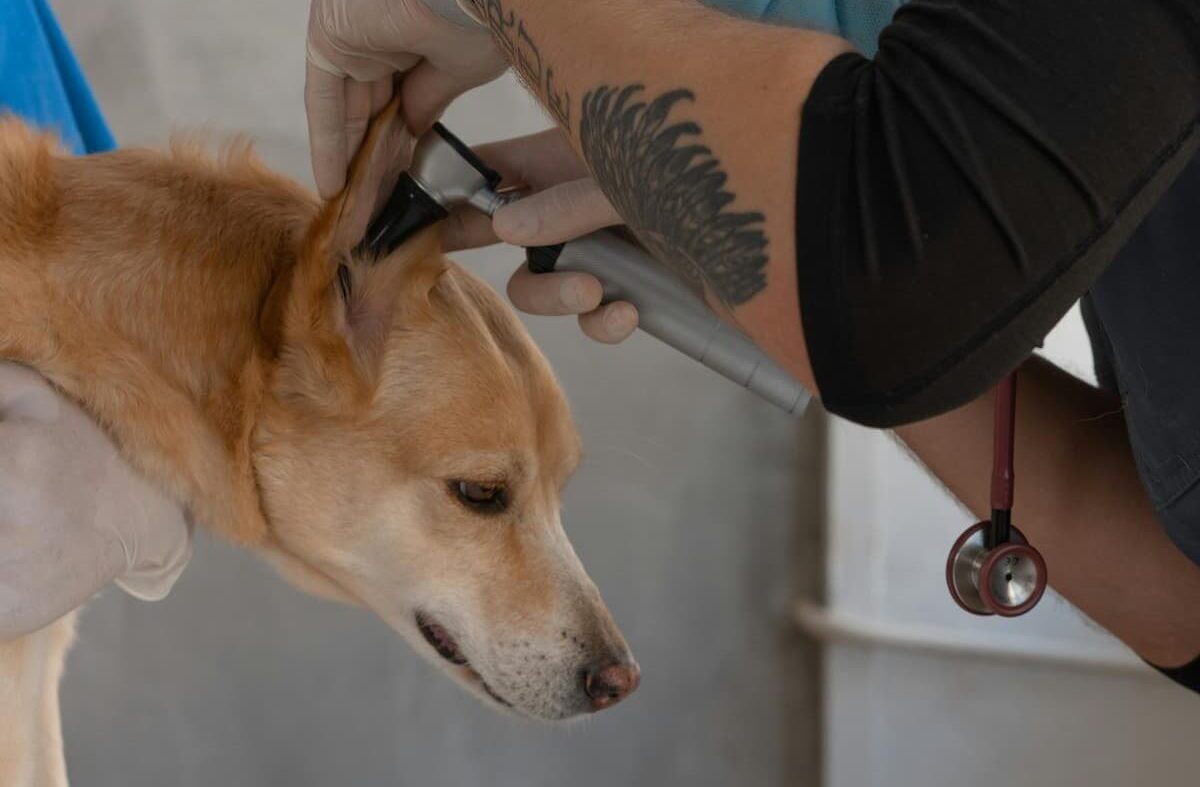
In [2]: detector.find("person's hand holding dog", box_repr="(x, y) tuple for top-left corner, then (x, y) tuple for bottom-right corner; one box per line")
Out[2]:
(305, 0), (507, 198)
(0, 363), (193, 641)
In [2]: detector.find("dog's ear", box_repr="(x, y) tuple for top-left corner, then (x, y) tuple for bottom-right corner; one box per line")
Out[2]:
(276, 97), (446, 412)
(327, 96), (413, 255)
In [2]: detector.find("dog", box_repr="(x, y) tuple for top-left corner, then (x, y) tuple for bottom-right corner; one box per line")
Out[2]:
(0, 99), (638, 786)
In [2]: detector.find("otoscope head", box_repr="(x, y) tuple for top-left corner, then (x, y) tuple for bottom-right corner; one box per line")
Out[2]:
(414, 123), (503, 206)
(358, 171), (449, 256)
(359, 123), (504, 257)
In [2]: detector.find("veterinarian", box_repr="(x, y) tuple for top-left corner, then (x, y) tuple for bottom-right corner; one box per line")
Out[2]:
(305, 0), (1200, 693)
(0, 0), (193, 641)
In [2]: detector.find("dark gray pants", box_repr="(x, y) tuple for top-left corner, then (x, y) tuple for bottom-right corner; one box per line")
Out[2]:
(1085, 152), (1200, 566)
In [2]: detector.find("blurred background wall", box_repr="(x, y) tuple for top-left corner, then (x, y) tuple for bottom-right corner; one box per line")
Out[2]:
(51, 2), (824, 786)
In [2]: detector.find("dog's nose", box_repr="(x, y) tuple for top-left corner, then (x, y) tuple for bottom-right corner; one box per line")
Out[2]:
(584, 660), (641, 710)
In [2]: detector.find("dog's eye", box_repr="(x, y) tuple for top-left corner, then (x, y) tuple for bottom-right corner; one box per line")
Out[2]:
(451, 481), (508, 514)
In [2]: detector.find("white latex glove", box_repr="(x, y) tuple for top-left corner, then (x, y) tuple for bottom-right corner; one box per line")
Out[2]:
(305, 0), (507, 198)
(441, 129), (641, 344)
(0, 363), (193, 641)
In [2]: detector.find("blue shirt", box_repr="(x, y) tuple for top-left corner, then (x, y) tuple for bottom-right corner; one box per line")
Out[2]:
(706, 0), (904, 56)
(0, 0), (114, 154)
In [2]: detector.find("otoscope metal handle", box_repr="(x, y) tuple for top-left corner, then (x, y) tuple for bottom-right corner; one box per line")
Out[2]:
(527, 232), (811, 416)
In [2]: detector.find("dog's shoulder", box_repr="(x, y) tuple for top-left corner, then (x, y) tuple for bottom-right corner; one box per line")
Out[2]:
(0, 116), (62, 251)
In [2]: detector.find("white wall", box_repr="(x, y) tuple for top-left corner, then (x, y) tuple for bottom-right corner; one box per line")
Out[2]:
(809, 307), (1200, 787)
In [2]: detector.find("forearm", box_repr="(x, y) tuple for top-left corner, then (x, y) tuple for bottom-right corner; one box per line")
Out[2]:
(472, 0), (1199, 429)
(897, 357), (1200, 668)
(468, 0), (852, 391)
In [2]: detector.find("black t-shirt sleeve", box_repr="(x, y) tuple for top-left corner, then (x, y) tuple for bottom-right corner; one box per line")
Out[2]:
(794, 0), (1200, 427)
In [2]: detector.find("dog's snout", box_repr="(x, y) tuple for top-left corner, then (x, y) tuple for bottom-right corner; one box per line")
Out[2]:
(583, 660), (640, 710)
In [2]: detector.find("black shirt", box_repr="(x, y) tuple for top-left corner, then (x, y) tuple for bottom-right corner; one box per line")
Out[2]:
(794, 0), (1200, 427)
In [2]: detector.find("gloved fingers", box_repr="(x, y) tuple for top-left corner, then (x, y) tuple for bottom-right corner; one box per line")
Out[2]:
(0, 487), (127, 641)
(112, 511), (195, 603)
(473, 128), (591, 192)
(401, 59), (480, 135)
(0, 364), (194, 636)
(0, 362), (60, 423)
(306, 58), (350, 199)
(370, 74), (394, 116)
(579, 301), (639, 344)
(343, 75), (397, 175)
(344, 78), (377, 175)
(441, 204), (500, 251)
(493, 178), (622, 246)
(0, 591), (86, 643)
(507, 264), (604, 316)
(0, 533), (124, 641)
(113, 549), (190, 601)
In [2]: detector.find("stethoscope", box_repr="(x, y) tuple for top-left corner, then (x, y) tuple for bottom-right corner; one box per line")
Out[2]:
(945, 372), (1049, 616)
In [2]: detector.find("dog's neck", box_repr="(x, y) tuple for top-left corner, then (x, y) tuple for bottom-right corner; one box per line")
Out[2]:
(0, 139), (320, 545)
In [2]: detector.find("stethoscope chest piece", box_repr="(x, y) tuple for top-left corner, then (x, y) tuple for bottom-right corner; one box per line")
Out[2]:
(944, 372), (1048, 617)
(946, 520), (1047, 616)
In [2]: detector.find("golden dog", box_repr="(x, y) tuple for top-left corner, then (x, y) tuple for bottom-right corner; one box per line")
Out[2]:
(0, 102), (638, 786)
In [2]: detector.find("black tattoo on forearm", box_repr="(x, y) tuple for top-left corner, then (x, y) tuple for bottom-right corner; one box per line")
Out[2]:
(580, 85), (769, 307)
(469, 0), (572, 129)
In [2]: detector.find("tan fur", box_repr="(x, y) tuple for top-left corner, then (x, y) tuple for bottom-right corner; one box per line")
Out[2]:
(0, 614), (74, 787)
(0, 100), (634, 785)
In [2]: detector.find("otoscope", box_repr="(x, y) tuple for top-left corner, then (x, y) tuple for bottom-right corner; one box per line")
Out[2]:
(360, 123), (811, 416)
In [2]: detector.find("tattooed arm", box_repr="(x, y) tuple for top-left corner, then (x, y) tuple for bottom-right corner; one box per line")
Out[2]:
(467, 0), (851, 392)
(452, 0), (1200, 687)
(466, 0), (1197, 432)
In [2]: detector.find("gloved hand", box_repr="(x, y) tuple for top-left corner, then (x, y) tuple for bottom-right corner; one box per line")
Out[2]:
(0, 363), (193, 641)
(442, 129), (641, 344)
(306, 0), (507, 198)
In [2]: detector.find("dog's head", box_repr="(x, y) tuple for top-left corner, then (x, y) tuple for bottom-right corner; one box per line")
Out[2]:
(252, 103), (637, 719)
